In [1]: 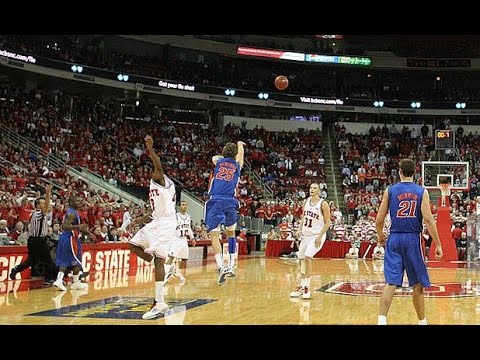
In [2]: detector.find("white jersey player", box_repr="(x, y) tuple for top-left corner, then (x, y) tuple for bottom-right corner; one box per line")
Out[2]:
(290, 183), (331, 299)
(130, 176), (177, 256)
(128, 135), (177, 320)
(166, 201), (194, 283)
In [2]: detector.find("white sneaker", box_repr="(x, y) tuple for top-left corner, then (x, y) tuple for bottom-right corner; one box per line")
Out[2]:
(142, 301), (169, 319)
(301, 286), (311, 299)
(178, 274), (186, 283)
(53, 279), (67, 291)
(226, 268), (236, 277)
(290, 286), (305, 298)
(218, 267), (228, 285)
(71, 281), (89, 290)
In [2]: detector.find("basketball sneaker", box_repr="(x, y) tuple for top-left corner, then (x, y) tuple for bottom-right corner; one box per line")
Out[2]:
(301, 286), (311, 299)
(71, 281), (89, 290)
(218, 267), (228, 285)
(53, 278), (67, 291)
(226, 268), (236, 277)
(290, 286), (305, 298)
(142, 301), (169, 319)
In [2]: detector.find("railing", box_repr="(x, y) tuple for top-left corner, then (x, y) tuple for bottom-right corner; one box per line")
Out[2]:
(243, 157), (274, 198)
(0, 156), (66, 196)
(0, 122), (146, 206)
(0, 123), (66, 170)
(68, 167), (145, 207)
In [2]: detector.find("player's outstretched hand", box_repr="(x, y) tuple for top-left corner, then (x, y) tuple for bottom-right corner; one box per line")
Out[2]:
(145, 135), (154, 150)
(237, 141), (246, 146)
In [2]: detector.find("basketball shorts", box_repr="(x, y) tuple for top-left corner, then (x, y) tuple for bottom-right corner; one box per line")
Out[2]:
(298, 234), (326, 259)
(384, 232), (430, 287)
(129, 218), (176, 259)
(56, 234), (82, 267)
(204, 197), (239, 232)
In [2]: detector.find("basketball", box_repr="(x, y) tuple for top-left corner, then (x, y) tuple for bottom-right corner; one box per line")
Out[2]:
(275, 75), (289, 91)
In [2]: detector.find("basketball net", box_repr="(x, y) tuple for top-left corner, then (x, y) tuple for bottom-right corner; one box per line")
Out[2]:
(439, 183), (451, 207)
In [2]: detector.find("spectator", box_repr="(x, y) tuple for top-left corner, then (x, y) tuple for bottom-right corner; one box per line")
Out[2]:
(372, 242), (385, 260)
(345, 241), (359, 259)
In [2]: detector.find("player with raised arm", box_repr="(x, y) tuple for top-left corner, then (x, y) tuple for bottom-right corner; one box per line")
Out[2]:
(205, 141), (245, 285)
(128, 135), (177, 319)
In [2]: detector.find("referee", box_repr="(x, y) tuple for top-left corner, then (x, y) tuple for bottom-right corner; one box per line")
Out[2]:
(10, 185), (55, 283)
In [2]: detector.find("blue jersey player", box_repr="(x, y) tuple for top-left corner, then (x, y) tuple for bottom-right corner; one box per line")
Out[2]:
(53, 195), (89, 292)
(205, 141), (245, 285)
(376, 158), (443, 325)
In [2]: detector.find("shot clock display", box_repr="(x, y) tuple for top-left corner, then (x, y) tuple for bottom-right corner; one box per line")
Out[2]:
(435, 129), (455, 149)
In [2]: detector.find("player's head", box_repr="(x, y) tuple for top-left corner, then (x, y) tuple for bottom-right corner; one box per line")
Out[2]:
(399, 158), (415, 179)
(222, 142), (238, 159)
(179, 200), (188, 213)
(309, 182), (320, 196)
(68, 195), (82, 209)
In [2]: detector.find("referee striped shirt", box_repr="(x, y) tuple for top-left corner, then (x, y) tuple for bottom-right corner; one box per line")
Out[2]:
(27, 210), (52, 238)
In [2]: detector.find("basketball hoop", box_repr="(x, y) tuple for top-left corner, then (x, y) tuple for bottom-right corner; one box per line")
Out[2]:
(439, 183), (451, 207)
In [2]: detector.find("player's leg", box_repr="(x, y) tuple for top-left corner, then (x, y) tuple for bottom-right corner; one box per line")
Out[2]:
(301, 235), (326, 299)
(412, 284), (427, 324)
(290, 238), (308, 297)
(128, 225), (154, 262)
(404, 234), (430, 324)
(205, 198), (228, 284)
(174, 240), (188, 283)
(164, 238), (180, 283)
(175, 259), (186, 283)
(143, 244), (170, 319)
(378, 234), (403, 325)
(224, 200), (239, 276)
(68, 237), (88, 290)
(225, 224), (237, 276)
(52, 236), (72, 291)
(378, 284), (396, 325)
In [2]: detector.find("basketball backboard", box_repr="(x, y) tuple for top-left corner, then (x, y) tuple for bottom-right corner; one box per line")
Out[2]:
(421, 161), (469, 191)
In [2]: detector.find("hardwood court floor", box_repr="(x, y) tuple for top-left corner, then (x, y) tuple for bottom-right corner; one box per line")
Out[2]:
(1, 256), (480, 325)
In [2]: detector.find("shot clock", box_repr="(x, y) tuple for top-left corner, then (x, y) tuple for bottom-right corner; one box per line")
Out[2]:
(435, 129), (455, 149)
